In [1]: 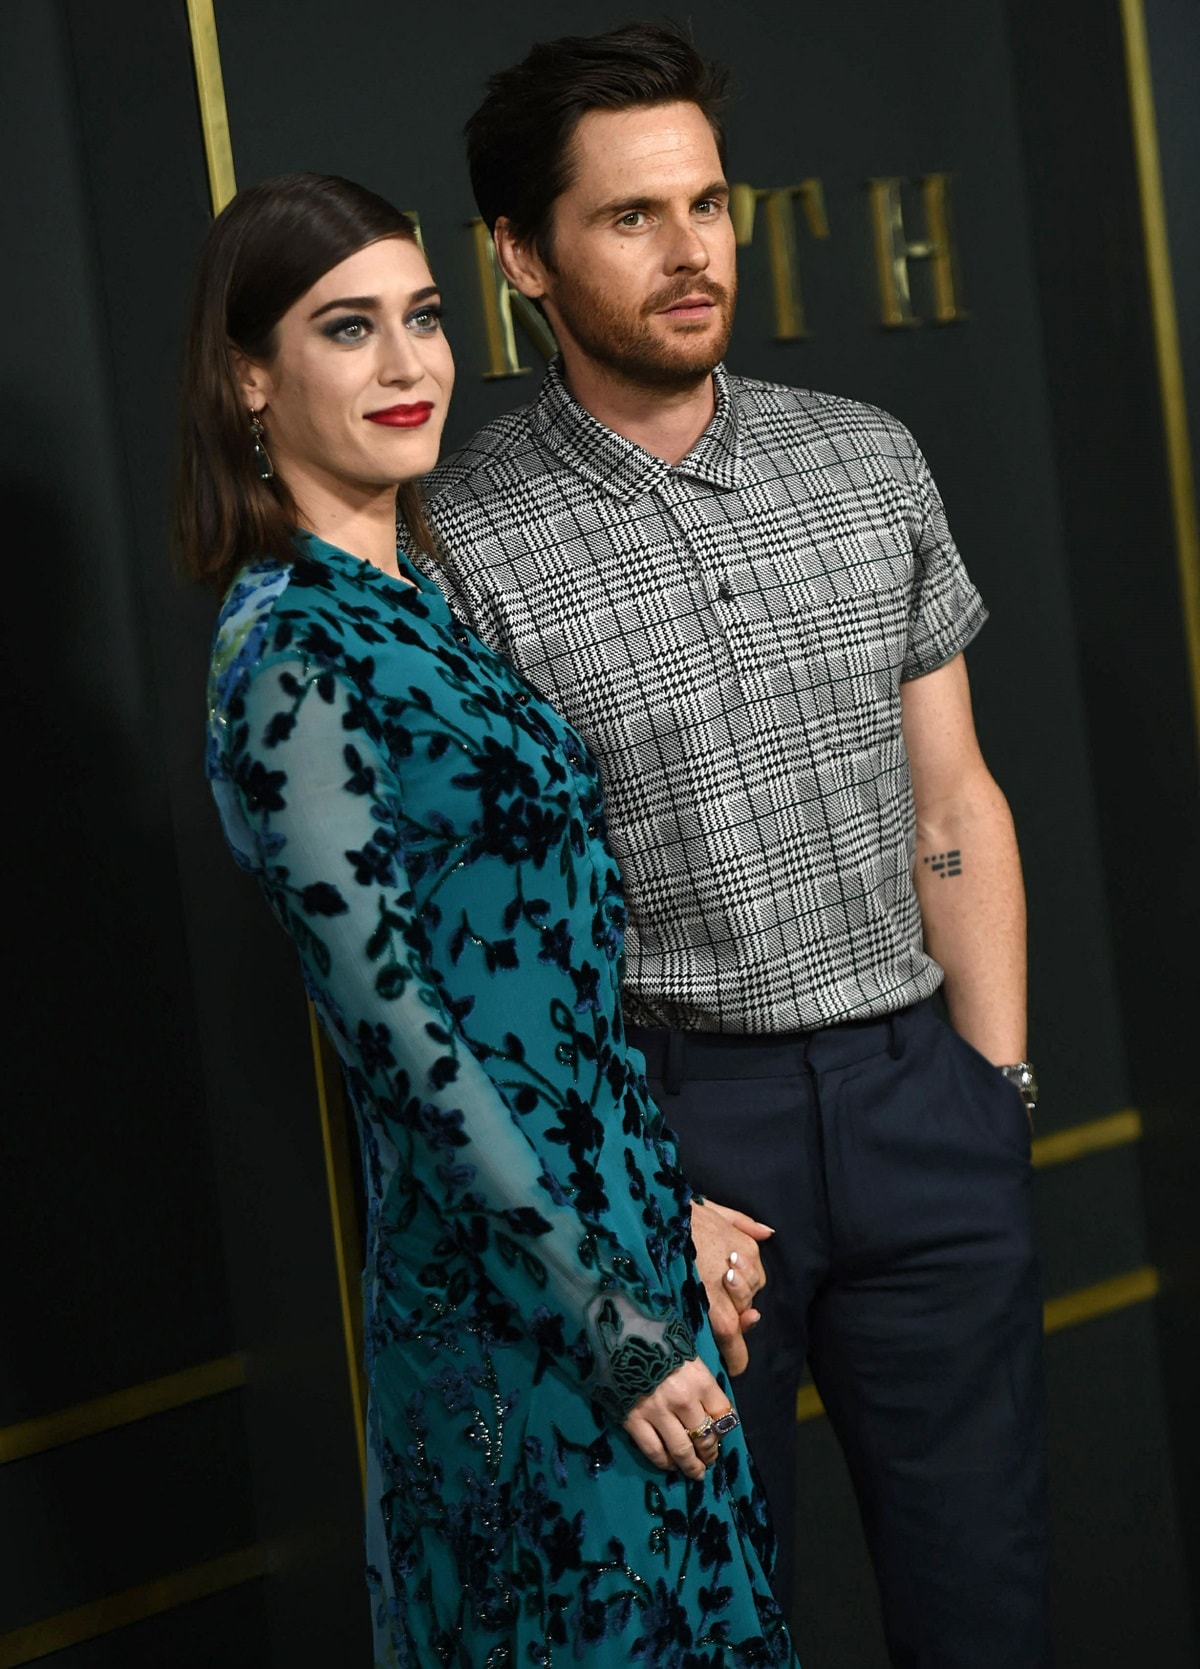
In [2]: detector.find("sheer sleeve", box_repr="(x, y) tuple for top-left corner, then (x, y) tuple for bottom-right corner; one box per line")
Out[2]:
(215, 652), (695, 1418)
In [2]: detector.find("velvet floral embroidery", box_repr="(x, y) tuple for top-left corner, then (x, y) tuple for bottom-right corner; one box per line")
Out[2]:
(207, 532), (796, 1667)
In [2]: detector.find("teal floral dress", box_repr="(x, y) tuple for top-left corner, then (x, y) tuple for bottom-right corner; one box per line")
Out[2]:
(206, 531), (796, 1669)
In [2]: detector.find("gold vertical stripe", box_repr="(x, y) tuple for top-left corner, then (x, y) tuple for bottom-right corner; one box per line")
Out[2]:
(796, 1265), (1160, 1422)
(1120, 0), (1200, 742)
(184, 0), (237, 213)
(308, 1005), (369, 1495)
(1031, 1108), (1142, 1169)
(0, 1356), (246, 1466)
(0, 1546), (266, 1668)
(182, 0), (367, 1496)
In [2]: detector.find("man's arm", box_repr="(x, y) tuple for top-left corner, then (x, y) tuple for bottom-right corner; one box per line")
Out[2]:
(902, 652), (1026, 1065)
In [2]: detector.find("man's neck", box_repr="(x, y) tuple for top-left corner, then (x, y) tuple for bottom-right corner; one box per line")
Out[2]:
(559, 355), (717, 466)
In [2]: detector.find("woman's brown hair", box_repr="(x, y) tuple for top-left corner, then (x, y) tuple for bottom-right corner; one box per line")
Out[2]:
(174, 171), (435, 591)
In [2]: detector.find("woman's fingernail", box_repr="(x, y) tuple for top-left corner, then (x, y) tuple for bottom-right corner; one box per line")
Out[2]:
(724, 1269), (738, 1285)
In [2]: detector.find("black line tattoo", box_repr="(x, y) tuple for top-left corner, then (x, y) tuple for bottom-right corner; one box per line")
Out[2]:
(923, 850), (963, 879)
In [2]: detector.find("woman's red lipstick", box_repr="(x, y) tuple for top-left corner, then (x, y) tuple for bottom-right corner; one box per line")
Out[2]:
(365, 402), (434, 428)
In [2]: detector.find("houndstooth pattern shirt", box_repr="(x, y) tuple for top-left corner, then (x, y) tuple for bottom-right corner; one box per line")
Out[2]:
(419, 361), (987, 1033)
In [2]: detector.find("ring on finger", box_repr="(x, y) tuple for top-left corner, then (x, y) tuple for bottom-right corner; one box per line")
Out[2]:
(686, 1416), (715, 1443)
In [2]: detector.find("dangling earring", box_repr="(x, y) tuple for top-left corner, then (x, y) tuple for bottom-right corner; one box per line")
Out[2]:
(248, 410), (274, 481)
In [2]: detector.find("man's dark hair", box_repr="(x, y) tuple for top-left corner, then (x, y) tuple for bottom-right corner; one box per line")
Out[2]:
(466, 20), (730, 262)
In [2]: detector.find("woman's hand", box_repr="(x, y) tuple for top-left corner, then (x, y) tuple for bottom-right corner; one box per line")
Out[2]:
(621, 1356), (735, 1480)
(690, 1198), (773, 1375)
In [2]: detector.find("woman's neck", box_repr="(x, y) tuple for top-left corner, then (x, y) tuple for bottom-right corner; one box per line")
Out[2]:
(293, 478), (403, 576)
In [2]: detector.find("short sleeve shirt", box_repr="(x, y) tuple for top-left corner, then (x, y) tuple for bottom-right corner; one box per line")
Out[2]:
(419, 361), (987, 1033)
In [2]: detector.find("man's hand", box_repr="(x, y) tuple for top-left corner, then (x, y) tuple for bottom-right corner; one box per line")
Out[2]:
(690, 1197), (774, 1375)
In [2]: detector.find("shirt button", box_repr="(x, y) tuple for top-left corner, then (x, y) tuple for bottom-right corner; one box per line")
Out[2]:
(565, 750), (580, 767)
(717, 582), (733, 601)
(453, 629), (470, 647)
(586, 820), (598, 837)
(515, 690), (530, 706)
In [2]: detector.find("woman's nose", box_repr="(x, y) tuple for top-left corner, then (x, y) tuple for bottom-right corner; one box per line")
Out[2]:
(379, 329), (424, 384)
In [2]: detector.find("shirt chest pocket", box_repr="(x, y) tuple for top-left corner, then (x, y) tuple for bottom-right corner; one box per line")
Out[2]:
(731, 580), (910, 758)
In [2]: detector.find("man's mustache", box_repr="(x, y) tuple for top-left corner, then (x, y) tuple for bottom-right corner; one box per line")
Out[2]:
(643, 276), (731, 315)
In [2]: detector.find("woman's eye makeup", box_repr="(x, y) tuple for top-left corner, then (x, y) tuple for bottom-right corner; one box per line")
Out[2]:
(322, 313), (373, 342)
(406, 302), (444, 334)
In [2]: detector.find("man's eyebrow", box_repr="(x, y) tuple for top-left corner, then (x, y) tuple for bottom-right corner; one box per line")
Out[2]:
(307, 285), (440, 320)
(586, 181), (730, 225)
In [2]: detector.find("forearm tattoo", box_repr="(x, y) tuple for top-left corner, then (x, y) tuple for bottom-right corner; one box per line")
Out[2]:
(922, 849), (963, 879)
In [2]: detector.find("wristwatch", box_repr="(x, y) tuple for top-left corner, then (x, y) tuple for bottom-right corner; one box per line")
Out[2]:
(998, 1061), (1038, 1114)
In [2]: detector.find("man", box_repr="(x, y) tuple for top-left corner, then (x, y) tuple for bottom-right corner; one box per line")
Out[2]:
(421, 22), (1050, 1666)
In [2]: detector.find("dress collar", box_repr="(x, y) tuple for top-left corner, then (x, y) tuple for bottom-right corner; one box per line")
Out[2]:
(293, 527), (440, 603)
(528, 358), (743, 501)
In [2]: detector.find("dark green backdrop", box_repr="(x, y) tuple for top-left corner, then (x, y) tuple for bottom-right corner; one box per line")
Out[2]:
(1, 1), (1196, 1665)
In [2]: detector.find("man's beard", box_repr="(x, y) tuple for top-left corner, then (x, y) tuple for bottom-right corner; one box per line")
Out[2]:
(547, 271), (737, 391)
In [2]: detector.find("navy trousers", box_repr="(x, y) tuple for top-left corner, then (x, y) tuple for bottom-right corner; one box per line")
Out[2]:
(629, 999), (1052, 1669)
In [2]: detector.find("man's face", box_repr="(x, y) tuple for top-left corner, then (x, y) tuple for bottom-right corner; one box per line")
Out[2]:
(525, 101), (737, 391)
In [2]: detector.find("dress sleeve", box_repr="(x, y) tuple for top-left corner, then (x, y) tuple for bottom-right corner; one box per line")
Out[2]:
(218, 653), (695, 1419)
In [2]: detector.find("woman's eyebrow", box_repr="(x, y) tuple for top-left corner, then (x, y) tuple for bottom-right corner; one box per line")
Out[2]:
(308, 284), (440, 321)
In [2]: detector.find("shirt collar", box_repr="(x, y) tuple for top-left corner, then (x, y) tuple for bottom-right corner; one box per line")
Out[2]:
(530, 358), (743, 500)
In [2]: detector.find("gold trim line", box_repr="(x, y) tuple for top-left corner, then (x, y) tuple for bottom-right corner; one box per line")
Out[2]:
(185, 0), (238, 214)
(1031, 1108), (1142, 1170)
(0, 1355), (246, 1467)
(1120, 0), (1200, 743)
(795, 1383), (825, 1424)
(0, 1545), (267, 1669)
(795, 1264), (1160, 1423)
(1043, 1264), (1160, 1335)
(308, 1004), (369, 1495)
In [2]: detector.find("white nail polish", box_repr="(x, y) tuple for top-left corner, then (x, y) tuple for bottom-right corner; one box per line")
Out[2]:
(728, 1251), (739, 1266)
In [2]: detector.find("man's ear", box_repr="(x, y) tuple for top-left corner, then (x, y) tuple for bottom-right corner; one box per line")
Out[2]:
(493, 218), (548, 302)
(230, 345), (271, 411)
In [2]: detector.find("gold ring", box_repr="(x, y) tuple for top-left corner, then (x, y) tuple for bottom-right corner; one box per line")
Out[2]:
(686, 1417), (715, 1442)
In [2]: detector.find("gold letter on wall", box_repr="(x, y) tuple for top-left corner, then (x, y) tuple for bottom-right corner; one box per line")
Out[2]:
(867, 174), (965, 327)
(470, 220), (558, 379)
(730, 180), (829, 340)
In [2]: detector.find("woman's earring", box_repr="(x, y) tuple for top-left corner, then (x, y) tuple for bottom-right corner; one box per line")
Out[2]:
(248, 410), (274, 481)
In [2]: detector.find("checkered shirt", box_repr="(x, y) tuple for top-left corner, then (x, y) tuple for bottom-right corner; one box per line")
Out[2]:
(419, 360), (987, 1033)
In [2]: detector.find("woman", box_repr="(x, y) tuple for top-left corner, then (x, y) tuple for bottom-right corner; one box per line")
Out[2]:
(177, 172), (796, 1668)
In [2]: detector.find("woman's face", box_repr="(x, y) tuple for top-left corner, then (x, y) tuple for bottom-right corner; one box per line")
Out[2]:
(239, 235), (454, 505)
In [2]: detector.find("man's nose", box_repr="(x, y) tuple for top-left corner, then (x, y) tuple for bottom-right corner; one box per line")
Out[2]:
(663, 214), (710, 273)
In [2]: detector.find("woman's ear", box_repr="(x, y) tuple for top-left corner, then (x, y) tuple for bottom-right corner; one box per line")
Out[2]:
(230, 345), (270, 411)
(493, 218), (548, 302)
